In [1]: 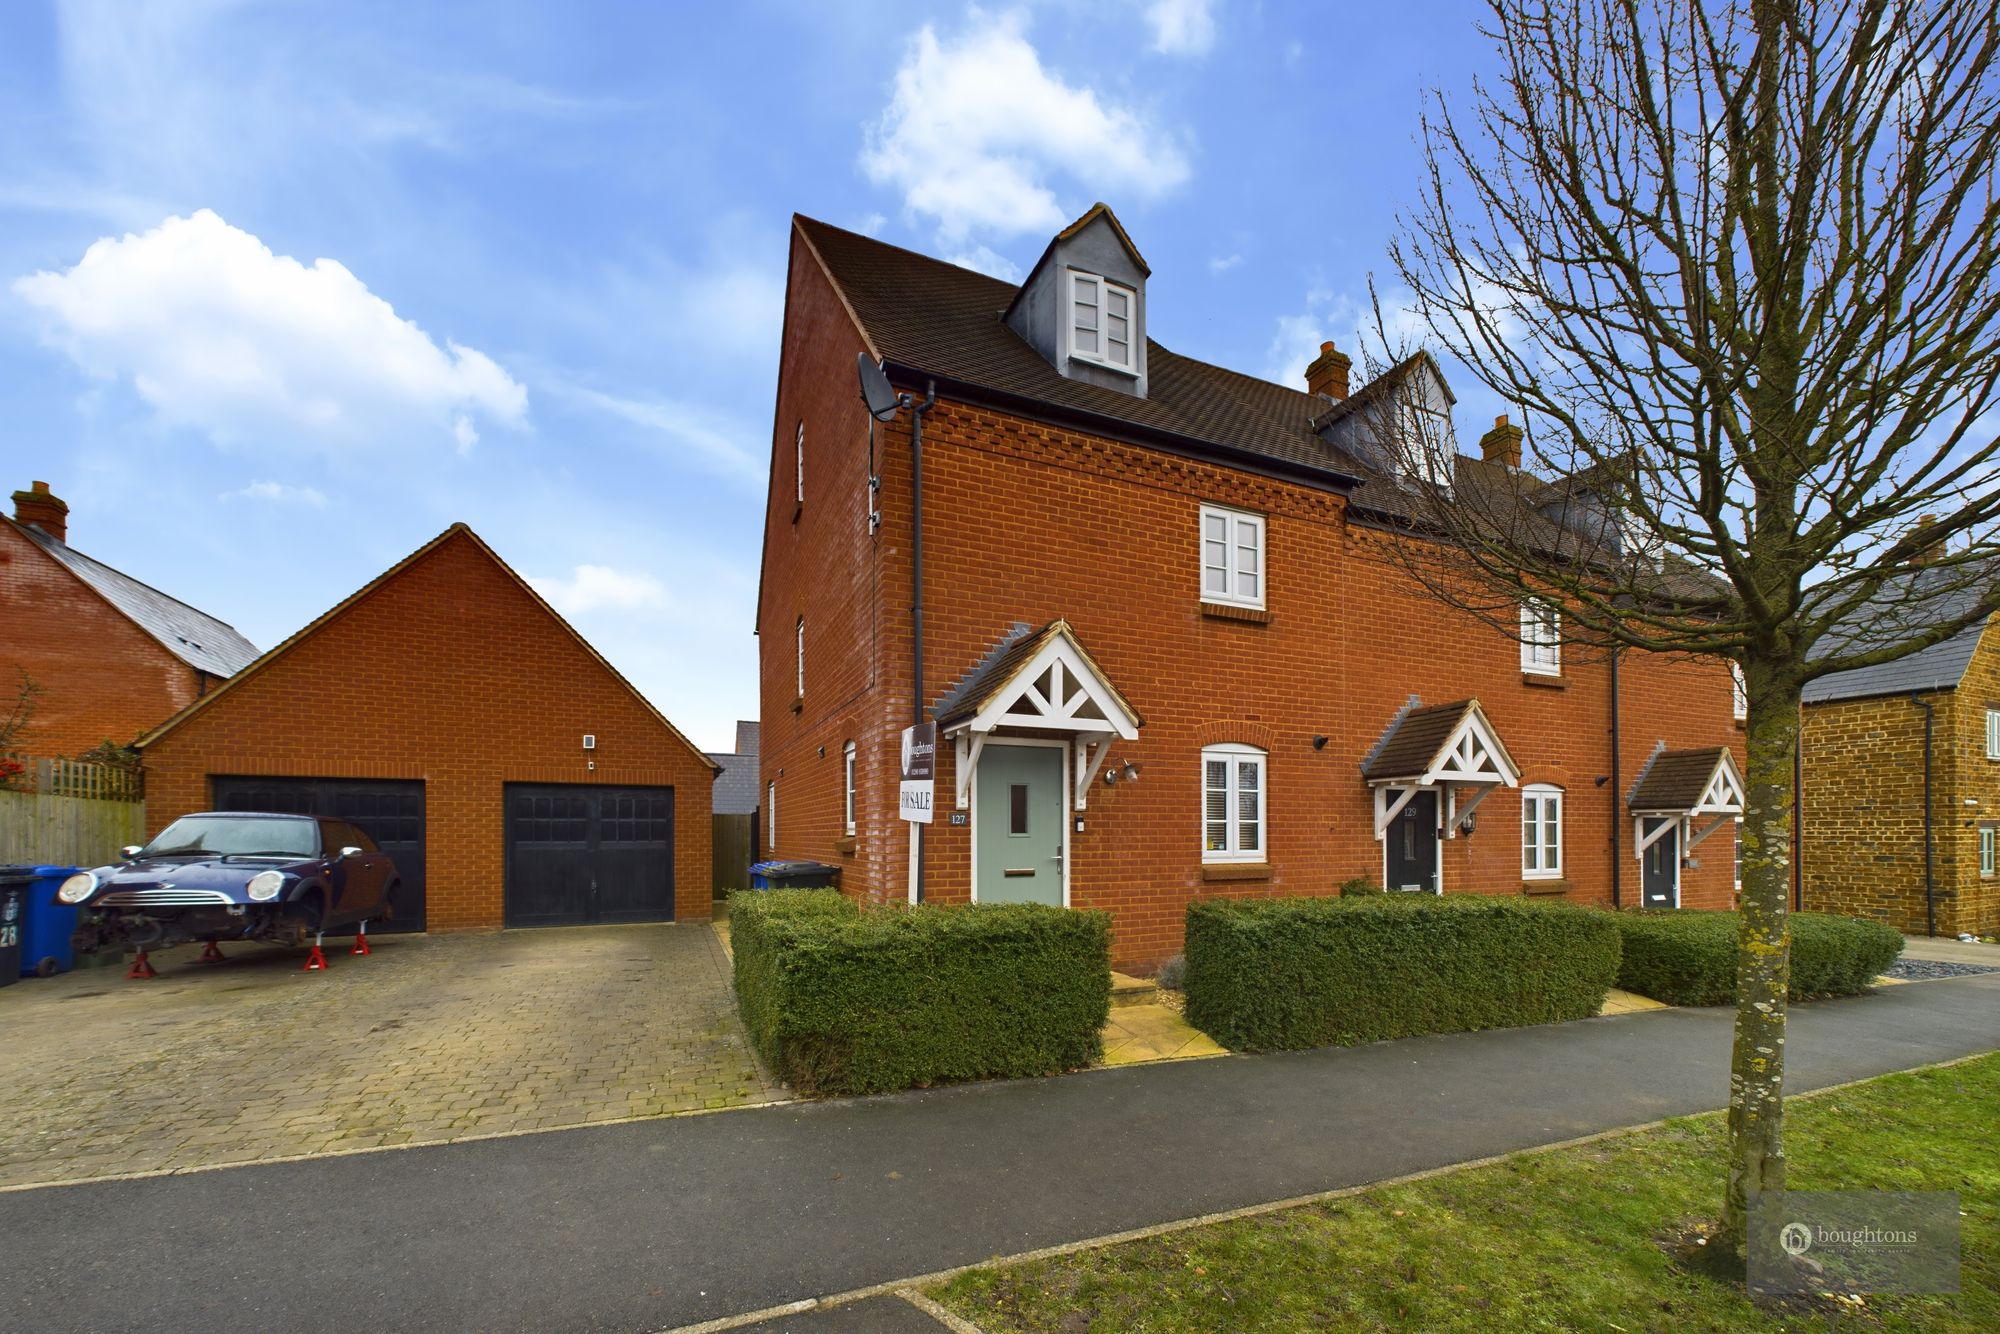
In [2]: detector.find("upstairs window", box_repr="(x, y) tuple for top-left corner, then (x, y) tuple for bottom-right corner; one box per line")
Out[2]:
(1070, 271), (1135, 372)
(1200, 504), (1266, 609)
(1202, 744), (1266, 863)
(1987, 708), (1999, 759)
(795, 422), (805, 506)
(795, 616), (805, 699)
(1521, 599), (1561, 675)
(1521, 785), (1563, 879)
(1731, 662), (1747, 721)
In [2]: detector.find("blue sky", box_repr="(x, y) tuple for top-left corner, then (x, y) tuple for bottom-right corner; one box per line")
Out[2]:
(1, 1), (1505, 752)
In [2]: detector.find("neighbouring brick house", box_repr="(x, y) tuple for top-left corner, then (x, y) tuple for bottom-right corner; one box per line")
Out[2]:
(140, 524), (717, 933)
(1802, 572), (2000, 938)
(759, 206), (1745, 970)
(1, 480), (258, 759)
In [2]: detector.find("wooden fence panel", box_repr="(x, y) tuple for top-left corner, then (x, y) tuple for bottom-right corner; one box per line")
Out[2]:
(712, 813), (754, 899)
(0, 791), (147, 867)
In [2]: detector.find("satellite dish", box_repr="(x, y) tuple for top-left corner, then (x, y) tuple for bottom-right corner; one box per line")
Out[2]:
(857, 354), (903, 421)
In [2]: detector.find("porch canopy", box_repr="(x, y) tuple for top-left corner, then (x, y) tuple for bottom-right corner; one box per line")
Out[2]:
(935, 619), (1142, 811)
(1628, 746), (1745, 858)
(1362, 698), (1521, 838)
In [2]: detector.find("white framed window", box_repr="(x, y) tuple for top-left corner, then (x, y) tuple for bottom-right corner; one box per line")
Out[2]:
(1520, 599), (1561, 675)
(1982, 826), (1996, 878)
(766, 780), (777, 850)
(1986, 708), (1999, 759)
(1734, 819), (1743, 890)
(1521, 785), (1563, 879)
(843, 742), (856, 837)
(1199, 504), (1266, 609)
(1069, 270), (1135, 372)
(1731, 662), (1747, 721)
(795, 421), (805, 505)
(795, 616), (805, 699)
(1201, 744), (1266, 863)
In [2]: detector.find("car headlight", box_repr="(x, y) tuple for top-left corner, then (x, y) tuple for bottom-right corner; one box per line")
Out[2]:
(56, 872), (99, 904)
(247, 871), (286, 902)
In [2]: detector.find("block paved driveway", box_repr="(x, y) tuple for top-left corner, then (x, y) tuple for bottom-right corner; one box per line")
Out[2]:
(0, 924), (781, 1190)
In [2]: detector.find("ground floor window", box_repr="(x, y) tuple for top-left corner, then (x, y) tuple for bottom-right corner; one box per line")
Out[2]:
(767, 780), (777, 850)
(1521, 785), (1562, 878)
(843, 742), (856, 836)
(1202, 744), (1265, 862)
(1982, 825), (1996, 878)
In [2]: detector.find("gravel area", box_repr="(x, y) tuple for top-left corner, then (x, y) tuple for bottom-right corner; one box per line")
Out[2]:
(1884, 958), (2000, 981)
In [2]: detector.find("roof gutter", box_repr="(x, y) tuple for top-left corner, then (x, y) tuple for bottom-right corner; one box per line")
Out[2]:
(879, 360), (1363, 494)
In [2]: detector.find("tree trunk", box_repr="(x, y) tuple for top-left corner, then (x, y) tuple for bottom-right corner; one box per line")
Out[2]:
(1720, 670), (1801, 1260)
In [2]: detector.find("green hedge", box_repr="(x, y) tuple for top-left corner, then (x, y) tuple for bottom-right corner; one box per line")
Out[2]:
(1612, 910), (1904, 1005)
(729, 890), (1111, 1096)
(1182, 894), (1622, 1053)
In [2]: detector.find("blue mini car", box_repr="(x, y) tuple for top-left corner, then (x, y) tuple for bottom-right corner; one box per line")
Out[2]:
(61, 811), (400, 954)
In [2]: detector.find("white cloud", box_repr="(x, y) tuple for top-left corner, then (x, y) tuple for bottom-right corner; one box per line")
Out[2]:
(946, 244), (1023, 280)
(1145, 0), (1218, 57)
(1209, 253), (1244, 274)
(548, 381), (763, 485)
(12, 210), (528, 455)
(220, 480), (328, 507)
(861, 9), (1190, 245)
(1264, 283), (1432, 388)
(529, 563), (670, 616)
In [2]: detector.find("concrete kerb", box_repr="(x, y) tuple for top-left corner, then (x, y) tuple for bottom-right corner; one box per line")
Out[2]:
(655, 1049), (1999, 1334)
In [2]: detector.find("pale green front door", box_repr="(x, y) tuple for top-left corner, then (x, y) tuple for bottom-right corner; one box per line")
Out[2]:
(976, 743), (1065, 905)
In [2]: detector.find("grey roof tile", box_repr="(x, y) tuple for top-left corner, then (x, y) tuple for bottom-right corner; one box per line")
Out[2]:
(708, 752), (760, 815)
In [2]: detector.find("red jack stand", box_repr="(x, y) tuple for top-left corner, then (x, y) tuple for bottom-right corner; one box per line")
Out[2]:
(350, 921), (371, 957)
(303, 932), (328, 972)
(126, 949), (157, 980)
(198, 940), (226, 964)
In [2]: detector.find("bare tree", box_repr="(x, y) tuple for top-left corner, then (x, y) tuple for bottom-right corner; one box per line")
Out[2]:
(1375, 0), (2000, 1262)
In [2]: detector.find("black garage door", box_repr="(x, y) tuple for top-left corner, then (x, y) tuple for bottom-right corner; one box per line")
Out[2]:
(211, 777), (427, 933)
(505, 784), (674, 927)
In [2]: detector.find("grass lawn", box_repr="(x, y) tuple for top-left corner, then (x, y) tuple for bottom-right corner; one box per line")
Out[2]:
(931, 1053), (1997, 1332)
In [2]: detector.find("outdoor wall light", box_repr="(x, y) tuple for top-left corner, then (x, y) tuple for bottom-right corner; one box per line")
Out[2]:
(1594, 775), (1610, 786)
(1104, 759), (1141, 786)
(1459, 813), (1478, 835)
(1312, 735), (1329, 750)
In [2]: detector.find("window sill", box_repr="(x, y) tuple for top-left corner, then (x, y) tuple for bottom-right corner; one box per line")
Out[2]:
(1521, 878), (1570, 896)
(789, 696), (803, 715)
(1522, 672), (1565, 689)
(1202, 861), (1271, 882)
(1201, 601), (1271, 625)
(1070, 352), (1139, 379)
(834, 836), (856, 857)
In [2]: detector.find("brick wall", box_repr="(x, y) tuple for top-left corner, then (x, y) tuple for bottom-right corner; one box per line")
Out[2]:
(763, 247), (1743, 970)
(1803, 620), (2000, 938)
(144, 528), (715, 928)
(0, 519), (206, 757)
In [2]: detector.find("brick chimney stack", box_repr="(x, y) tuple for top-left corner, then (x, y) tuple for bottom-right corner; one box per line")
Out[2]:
(1304, 340), (1351, 401)
(11, 480), (68, 544)
(1912, 513), (1943, 564)
(1478, 414), (1524, 469)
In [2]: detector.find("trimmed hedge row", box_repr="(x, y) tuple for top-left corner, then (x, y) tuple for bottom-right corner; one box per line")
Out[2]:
(729, 890), (1111, 1096)
(1612, 910), (1904, 1005)
(1182, 894), (1622, 1052)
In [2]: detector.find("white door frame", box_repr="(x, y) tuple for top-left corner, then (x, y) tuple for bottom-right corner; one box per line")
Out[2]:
(968, 737), (1071, 907)
(1379, 784), (1444, 894)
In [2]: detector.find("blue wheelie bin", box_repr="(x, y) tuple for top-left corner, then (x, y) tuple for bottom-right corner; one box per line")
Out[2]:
(14, 864), (81, 978)
(748, 860), (841, 890)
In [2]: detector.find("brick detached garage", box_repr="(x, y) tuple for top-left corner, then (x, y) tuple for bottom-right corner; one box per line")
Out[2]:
(138, 525), (718, 932)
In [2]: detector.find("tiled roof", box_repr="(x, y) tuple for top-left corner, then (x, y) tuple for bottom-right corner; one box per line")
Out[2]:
(9, 518), (258, 677)
(1802, 566), (1998, 704)
(733, 720), (760, 756)
(708, 751), (760, 815)
(1361, 699), (1478, 781)
(933, 622), (1041, 726)
(1629, 747), (1733, 813)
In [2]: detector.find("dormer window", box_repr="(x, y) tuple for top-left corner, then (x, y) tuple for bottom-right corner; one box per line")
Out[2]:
(1070, 271), (1135, 373)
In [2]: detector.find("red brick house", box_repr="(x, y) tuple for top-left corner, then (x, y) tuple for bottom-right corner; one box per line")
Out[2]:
(2, 480), (258, 759)
(758, 206), (1745, 970)
(140, 524), (717, 933)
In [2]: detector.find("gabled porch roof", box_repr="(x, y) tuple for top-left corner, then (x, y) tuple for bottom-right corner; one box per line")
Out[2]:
(935, 619), (1142, 739)
(1628, 746), (1745, 816)
(1361, 698), (1521, 788)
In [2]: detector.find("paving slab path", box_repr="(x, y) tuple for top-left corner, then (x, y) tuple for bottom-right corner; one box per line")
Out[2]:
(1, 973), (1993, 1334)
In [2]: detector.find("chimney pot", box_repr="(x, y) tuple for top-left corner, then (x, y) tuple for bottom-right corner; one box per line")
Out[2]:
(11, 480), (69, 545)
(1304, 340), (1352, 401)
(1478, 414), (1524, 470)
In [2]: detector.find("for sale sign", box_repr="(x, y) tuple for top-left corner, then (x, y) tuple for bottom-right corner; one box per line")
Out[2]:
(900, 722), (936, 823)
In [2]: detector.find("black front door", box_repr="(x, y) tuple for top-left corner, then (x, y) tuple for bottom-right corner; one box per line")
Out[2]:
(1384, 790), (1440, 892)
(505, 784), (675, 927)
(1641, 819), (1679, 908)
(212, 777), (426, 932)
